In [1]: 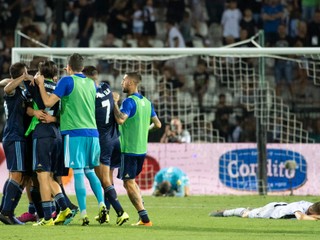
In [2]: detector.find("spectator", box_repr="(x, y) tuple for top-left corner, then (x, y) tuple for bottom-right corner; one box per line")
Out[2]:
(261, 0), (284, 46)
(137, 36), (152, 47)
(165, 19), (186, 48)
(107, 0), (131, 40)
(238, 0), (262, 25)
(292, 20), (308, 46)
(179, 10), (193, 47)
(132, 2), (144, 40)
(160, 117), (191, 143)
(162, 66), (184, 90)
(3, 0), (22, 33)
(75, 0), (94, 47)
(142, 0), (157, 40)
(221, 0), (242, 45)
(0, 33), (14, 79)
(284, 2), (302, 38)
(307, 10), (320, 47)
(33, 0), (47, 22)
(301, 0), (320, 21)
(21, 24), (44, 47)
(205, 0), (225, 26)
(216, 93), (232, 111)
(291, 68), (318, 107)
(240, 8), (258, 38)
(273, 23), (294, 98)
(193, 59), (209, 110)
(212, 107), (233, 142)
(47, 22), (66, 47)
(230, 115), (243, 142)
(100, 33), (118, 48)
(152, 167), (190, 197)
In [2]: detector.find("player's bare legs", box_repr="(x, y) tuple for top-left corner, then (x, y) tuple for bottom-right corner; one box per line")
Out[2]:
(124, 179), (144, 211)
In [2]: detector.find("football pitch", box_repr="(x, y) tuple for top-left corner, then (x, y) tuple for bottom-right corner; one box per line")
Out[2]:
(1, 194), (320, 240)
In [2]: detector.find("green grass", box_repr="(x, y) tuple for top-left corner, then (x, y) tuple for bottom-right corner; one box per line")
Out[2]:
(1, 194), (320, 240)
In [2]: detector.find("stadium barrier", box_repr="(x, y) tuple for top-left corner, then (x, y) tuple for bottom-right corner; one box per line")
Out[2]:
(0, 143), (319, 195)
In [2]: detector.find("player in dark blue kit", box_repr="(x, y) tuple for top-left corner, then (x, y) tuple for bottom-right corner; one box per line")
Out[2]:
(0, 63), (32, 225)
(82, 66), (129, 226)
(25, 60), (73, 226)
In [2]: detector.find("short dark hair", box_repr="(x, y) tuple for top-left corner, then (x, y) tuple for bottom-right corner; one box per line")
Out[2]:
(83, 65), (98, 78)
(38, 60), (58, 79)
(159, 181), (171, 195)
(125, 71), (142, 84)
(68, 53), (84, 72)
(309, 202), (320, 215)
(10, 62), (27, 79)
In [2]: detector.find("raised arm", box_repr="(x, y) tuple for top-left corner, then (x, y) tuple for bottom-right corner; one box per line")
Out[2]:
(4, 74), (26, 95)
(0, 78), (13, 88)
(112, 92), (128, 125)
(34, 72), (60, 107)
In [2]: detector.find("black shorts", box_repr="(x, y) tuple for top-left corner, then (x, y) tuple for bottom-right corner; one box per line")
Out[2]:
(3, 140), (26, 172)
(33, 136), (62, 173)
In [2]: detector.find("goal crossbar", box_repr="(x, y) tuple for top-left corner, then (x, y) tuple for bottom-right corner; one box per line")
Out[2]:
(12, 47), (320, 63)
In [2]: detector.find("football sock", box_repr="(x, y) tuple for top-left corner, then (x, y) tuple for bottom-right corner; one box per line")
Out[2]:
(28, 203), (36, 214)
(59, 183), (72, 208)
(42, 201), (53, 220)
(73, 169), (87, 213)
(138, 209), (150, 223)
(0, 179), (9, 212)
(105, 199), (111, 211)
(1, 179), (21, 215)
(104, 185), (123, 216)
(52, 203), (57, 214)
(223, 208), (246, 217)
(11, 184), (24, 212)
(84, 168), (104, 205)
(54, 193), (68, 211)
(31, 186), (44, 218)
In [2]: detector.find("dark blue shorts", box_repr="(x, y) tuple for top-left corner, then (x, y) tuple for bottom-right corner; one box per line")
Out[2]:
(24, 134), (34, 176)
(118, 154), (145, 180)
(2, 140), (26, 172)
(54, 136), (69, 177)
(32, 136), (63, 172)
(100, 137), (121, 169)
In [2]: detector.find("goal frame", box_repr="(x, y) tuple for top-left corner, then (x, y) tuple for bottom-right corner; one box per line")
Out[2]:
(12, 47), (320, 63)
(12, 47), (320, 195)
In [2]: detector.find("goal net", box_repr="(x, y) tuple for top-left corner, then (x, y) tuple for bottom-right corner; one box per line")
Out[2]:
(12, 47), (320, 143)
(12, 45), (320, 193)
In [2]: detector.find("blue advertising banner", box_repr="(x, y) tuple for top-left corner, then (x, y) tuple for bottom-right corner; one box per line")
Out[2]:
(219, 148), (307, 192)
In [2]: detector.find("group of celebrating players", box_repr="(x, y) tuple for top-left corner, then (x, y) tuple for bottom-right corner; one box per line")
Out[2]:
(0, 53), (161, 226)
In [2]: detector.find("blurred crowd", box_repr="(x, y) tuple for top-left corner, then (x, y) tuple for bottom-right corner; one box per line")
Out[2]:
(1, 0), (320, 143)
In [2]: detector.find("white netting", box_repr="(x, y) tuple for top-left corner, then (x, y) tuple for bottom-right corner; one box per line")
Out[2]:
(12, 47), (320, 144)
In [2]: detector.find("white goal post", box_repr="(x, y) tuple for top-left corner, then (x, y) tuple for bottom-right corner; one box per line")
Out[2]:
(11, 46), (320, 144)
(11, 46), (320, 194)
(12, 47), (320, 60)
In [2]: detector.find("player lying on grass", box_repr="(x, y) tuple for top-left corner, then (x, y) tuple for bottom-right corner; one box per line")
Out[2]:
(210, 201), (320, 220)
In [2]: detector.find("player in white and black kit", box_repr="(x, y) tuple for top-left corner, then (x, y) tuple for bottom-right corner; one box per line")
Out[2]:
(210, 201), (320, 220)
(82, 66), (129, 226)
